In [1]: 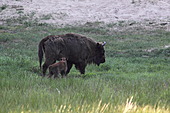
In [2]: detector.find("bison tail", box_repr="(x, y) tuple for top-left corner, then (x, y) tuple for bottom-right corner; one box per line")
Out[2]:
(38, 40), (44, 69)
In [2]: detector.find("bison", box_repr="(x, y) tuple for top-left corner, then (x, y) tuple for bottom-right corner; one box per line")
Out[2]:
(48, 57), (68, 78)
(38, 33), (106, 76)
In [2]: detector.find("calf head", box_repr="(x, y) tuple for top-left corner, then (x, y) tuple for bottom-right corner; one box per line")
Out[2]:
(60, 57), (67, 62)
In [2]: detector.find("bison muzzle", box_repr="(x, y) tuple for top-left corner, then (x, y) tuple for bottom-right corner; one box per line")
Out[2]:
(38, 33), (106, 76)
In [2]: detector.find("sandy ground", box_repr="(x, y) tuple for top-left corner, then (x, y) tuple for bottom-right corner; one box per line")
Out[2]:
(0, 0), (170, 30)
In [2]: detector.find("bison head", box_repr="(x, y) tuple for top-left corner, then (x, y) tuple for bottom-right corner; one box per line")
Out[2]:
(95, 42), (106, 66)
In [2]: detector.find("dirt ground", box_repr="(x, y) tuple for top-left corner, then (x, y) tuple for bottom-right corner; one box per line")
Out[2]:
(0, 0), (170, 30)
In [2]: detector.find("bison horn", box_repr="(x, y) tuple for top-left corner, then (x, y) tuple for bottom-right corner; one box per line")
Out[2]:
(102, 41), (106, 46)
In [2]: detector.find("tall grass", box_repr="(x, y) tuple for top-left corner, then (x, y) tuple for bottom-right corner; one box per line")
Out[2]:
(0, 23), (170, 113)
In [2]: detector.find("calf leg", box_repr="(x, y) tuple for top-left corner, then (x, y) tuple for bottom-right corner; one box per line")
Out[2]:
(53, 70), (59, 78)
(61, 70), (66, 78)
(48, 67), (53, 78)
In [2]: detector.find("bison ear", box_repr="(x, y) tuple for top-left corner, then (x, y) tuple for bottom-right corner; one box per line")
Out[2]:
(97, 42), (106, 47)
(96, 43), (101, 48)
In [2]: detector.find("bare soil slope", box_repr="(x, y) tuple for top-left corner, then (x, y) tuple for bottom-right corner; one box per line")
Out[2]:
(0, 0), (170, 30)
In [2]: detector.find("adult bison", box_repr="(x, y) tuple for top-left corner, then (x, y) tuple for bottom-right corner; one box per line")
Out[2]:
(38, 33), (106, 76)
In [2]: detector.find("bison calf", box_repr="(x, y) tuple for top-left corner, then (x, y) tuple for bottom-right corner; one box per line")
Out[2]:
(48, 57), (67, 78)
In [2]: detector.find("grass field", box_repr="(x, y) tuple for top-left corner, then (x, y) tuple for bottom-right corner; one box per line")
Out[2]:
(0, 22), (170, 113)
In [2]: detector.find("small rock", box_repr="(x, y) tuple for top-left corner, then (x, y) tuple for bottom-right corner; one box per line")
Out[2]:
(160, 23), (168, 26)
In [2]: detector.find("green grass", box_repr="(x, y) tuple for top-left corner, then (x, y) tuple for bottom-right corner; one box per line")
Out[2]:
(0, 23), (170, 113)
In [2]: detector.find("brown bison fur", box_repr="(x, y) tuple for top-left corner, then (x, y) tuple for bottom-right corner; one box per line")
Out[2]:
(48, 57), (67, 78)
(38, 33), (106, 76)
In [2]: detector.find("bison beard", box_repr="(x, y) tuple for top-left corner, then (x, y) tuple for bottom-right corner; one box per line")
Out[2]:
(38, 33), (106, 76)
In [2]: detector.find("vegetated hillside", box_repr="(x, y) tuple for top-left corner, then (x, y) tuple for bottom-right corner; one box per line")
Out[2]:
(0, 23), (170, 112)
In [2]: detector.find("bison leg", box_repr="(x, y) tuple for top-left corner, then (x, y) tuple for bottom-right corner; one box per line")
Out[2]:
(75, 63), (87, 74)
(42, 60), (56, 76)
(66, 61), (73, 75)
